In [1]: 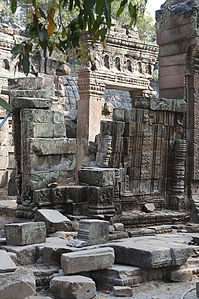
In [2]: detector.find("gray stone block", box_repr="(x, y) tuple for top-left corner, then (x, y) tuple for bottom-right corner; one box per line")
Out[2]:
(112, 238), (193, 269)
(35, 209), (72, 233)
(4, 222), (46, 246)
(12, 97), (52, 109)
(77, 219), (109, 245)
(8, 77), (42, 90)
(0, 267), (36, 299)
(61, 247), (115, 274)
(78, 167), (116, 186)
(169, 269), (192, 282)
(113, 286), (133, 297)
(0, 250), (17, 273)
(50, 275), (96, 299)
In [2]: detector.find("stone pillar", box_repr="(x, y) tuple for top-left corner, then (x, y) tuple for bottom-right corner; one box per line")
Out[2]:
(77, 69), (105, 171)
(170, 139), (186, 210)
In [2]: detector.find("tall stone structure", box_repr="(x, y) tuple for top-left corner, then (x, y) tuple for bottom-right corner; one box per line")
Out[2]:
(77, 24), (159, 169)
(156, 0), (199, 219)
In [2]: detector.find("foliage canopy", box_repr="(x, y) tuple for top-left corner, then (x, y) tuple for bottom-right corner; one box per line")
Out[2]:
(9, 0), (148, 75)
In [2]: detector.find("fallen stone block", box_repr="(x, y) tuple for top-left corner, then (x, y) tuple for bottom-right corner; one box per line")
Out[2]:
(113, 286), (133, 297)
(169, 269), (193, 282)
(0, 267), (36, 299)
(61, 247), (114, 274)
(3, 244), (39, 265)
(113, 223), (124, 231)
(50, 275), (96, 299)
(112, 237), (193, 268)
(77, 219), (109, 245)
(4, 222), (46, 246)
(35, 209), (72, 233)
(0, 250), (17, 273)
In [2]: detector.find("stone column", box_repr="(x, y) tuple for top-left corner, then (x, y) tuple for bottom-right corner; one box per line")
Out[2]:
(170, 139), (186, 210)
(77, 68), (105, 171)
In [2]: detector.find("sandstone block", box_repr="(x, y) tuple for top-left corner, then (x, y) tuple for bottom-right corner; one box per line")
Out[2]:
(0, 267), (36, 299)
(35, 209), (72, 233)
(78, 167), (116, 186)
(0, 250), (17, 273)
(169, 269), (192, 282)
(113, 286), (133, 297)
(196, 281), (199, 298)
(61, 247), (115, 274)
(50, 275), (96, 299)
(77, 219), (109, 245)
(100, 120), (125, 136)
(113, 223), (124, 231)
(12, 97), (52, 109)
(144, 203), (156, 213)
(8, 77), (42, 90)
(113, 109), (125, 121)
(4, 222), (46, 246)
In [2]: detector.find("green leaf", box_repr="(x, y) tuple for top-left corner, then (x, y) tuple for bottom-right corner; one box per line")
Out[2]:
(11, 0), (17, 14)
(22, 54), (30, 76)
(32, 0), (36, 8)
(69, 0), (74, 11)
(96, 0), (105, 16)
(84, 0), (95, 12)
(116, 0), (128, 17)
(0, 97), (13, 112)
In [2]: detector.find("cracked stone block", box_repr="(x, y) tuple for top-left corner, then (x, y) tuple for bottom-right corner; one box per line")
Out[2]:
(4, 222), (46, 246)
(35, 209), (72, 233)
(61, 247), (115, 274)
(50, 275), (96, 299)
(0, 267), (36, 299)
(0, 250), (17, 273)
(113, 286), (133, 297)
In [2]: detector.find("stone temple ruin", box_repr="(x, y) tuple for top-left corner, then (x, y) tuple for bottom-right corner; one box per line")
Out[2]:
(2, 0), (199, 298)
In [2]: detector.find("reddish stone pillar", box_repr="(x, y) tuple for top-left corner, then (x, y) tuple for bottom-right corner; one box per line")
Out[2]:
(77, 68), (105, 171)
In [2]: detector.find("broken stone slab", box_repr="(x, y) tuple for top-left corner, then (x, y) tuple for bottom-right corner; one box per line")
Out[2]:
(4, 222), (46, 246)
(0, 250), (17, 273)
(35, 209), (72, 233)
(8, 77), (43, 90)
(76, 219), (109, 245)
(0, 267), (36, 299)
(78, 167), (116, 186)
(50, 275), (96, 299)
(61, 247), (115, 274)
(113, 286), (133, 297)
(112, 237), (193, 268)
(12, 97), (52, 109)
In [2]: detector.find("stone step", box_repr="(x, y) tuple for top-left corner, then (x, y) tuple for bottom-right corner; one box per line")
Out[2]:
(26, 265), (59, 289)
(119, 210), (190, 228)
(12, 97), (52, 109)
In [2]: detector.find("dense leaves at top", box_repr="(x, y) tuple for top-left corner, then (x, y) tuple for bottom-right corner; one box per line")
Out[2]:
(10, 0), (147, 75)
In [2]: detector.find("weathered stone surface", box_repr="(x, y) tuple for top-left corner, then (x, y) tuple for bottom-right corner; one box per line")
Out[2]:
(11, 89), (54, 99)
(25, 296), (52, 299)
(113, 286), (133, 297)
(8, 77), (42, 90)
(0, 250), (17, 273)
(91, 264), (142, 289)
(50, 275), (96, 299)
(4, 222), (46, 246)
(78, 167), (116, 186)
(12, 97), (52, 109)
(169, 269), (192, 282)
(196, 281), (199, 298)
(144, 203), (156, 213)
(77, 219), (109, 245)
(113, 223), (124, 231)
(61, 247), (115, 274)
(0, 267), (36, 299)
(112, 237), (193, 269)
(35, 209), (72, 233)
(100, 120), (125, 136)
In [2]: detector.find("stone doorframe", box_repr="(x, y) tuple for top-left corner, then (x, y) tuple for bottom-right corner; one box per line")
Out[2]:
(76, 25), (159, 171)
